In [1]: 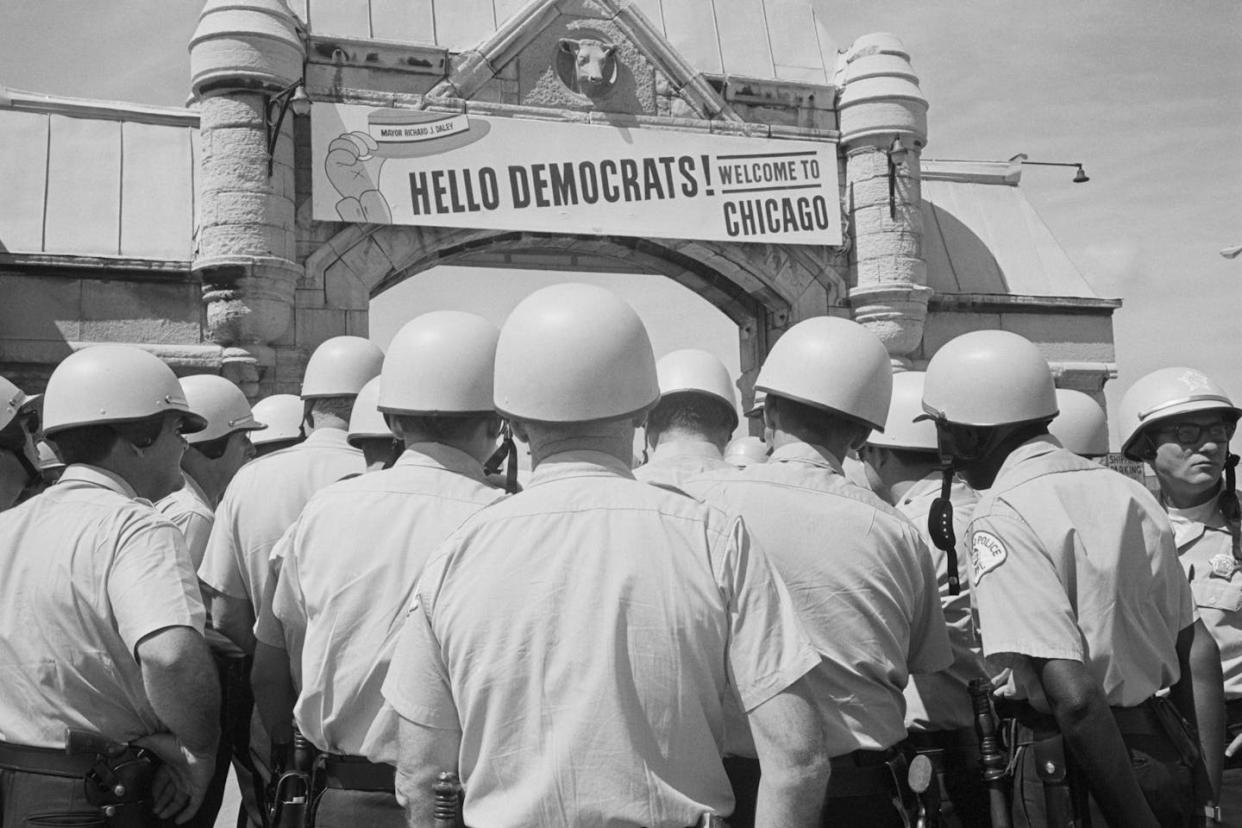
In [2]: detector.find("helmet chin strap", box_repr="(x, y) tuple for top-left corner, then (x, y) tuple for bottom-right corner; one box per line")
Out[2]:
(928, 456), (961, 596)
(483, 422), (520, 494)
(1222, 452), (1240, 559)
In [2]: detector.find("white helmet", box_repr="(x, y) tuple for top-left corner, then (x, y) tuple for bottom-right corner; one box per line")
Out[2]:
(922, 331), (1058, 427)
(494, 283), (659, 423)
(755, 316), (892, 431)
(301, 336), (384, 399)
(867, 371), (937, 452)
(250, 394), (305, 446)
(348, 377), (395, 446)
(0, 376), (29, 434)
(379, 311), (499, 415)
(42, 345), (207, 436)
(655, 349), (739, 430)
(724, 435), (769, 467)
(180, 374), (264, 445)
(1118, 367), (1241, 461)
(1050, 389), (1109, 457)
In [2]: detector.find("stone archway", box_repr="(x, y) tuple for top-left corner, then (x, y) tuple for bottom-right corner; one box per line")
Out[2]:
(293, 222), (849, 409)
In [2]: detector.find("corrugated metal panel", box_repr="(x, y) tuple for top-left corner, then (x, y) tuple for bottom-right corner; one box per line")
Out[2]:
(766, 0), (827, 84)
(44, 115), (121, 256)
(713, 0), (774, 78)
(434, 0), (496, 47)
(922, 178), (1098, 299)
(310, 0), (371, 38)
(370, 0), (435, 44)
(660, 0), (723, 74)
(0, 110), (49, 253)
(121, 123), (195, 260)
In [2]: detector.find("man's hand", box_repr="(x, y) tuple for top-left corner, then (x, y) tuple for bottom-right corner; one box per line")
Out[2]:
(135, 732), (215, 824)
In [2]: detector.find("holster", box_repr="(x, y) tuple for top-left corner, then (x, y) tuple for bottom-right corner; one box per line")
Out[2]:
(73, 743), (159, 828)
(1031, 734), (1081, 828)
(268, 734), (322, 828)
(908, 748), (942, 828)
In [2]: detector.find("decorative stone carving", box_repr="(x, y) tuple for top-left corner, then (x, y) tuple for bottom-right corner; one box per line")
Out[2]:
(522, 21), (654, 114)
(557, 37), (619, 98)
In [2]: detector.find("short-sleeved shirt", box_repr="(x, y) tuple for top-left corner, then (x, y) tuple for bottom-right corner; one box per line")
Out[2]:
(157, 473), (215, 571)
(895, 473), (989, 732)
(968, 436), (1193, 712)
(686, 441), (951, 755)
(0, 465), (205, 747)
(633, 438), (733, 490)
(198, 428), (362, 616)
(1166, 490), (1242, 699)
(383, 450), (817, 828)
(258, 444), (502, 764)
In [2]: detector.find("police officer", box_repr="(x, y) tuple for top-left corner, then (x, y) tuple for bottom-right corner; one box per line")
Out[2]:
(0, 345), (219, 824)
(197, 335), (382, 826)
(724, 435), (769, 469)
(0, 375), (40, 510)
(158, 374), (264, 570)
(153, 374), (263, 828)
(250, 311), (504, 825)
(383, 283), (829, 828)
(250, 394), (307, 457)
(1049, 389), (1110, 460)
(744, 388), (875, 492)
(687, 317), (951, 828)
(199, 334), (382, 656)
(860, 370), (990, 827)
(345, 376), (404, 473)
(635, 348), (738, 487)
(923, 331), (1222, 828)
(1120, 366), (1241, 822)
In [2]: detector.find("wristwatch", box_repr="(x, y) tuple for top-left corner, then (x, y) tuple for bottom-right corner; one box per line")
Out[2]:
(1203, 803), (1222, 823)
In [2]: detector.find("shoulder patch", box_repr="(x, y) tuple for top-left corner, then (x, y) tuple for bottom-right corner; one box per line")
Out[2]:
(971, 531), (1008, 582)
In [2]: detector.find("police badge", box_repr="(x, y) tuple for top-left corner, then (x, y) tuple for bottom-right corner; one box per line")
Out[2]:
(1209, 552), (1240, 580)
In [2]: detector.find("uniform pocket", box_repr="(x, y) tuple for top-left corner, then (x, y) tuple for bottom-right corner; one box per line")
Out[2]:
(1192, 579), (1242, 612)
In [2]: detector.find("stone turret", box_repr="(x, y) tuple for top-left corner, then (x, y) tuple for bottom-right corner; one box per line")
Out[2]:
(836, 33), (931, 369)
(190, 0), (305, 396)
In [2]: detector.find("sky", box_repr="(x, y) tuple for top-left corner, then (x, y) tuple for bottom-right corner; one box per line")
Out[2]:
(1, 0), (1239, 447)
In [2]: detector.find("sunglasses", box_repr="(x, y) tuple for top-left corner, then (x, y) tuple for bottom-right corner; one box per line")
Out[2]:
(1157, 421), (1235, 446)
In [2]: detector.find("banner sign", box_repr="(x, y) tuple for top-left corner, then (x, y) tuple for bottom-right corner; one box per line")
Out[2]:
(311, 104), (841, 246)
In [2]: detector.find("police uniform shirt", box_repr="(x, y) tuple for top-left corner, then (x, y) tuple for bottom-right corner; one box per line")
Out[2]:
(633, 437), (733, 490)
(896, 473), (988, 732)
(0, 465), (205, 747)
(198, 427), (362, 616)
(383, 450), (818, 828)
(257, 443), (502, 764)
(1167, 491), (1242, 699)
(156, 472), (214, 571)
(686, 441), (952, 756)
(968, 436), (1193, 711)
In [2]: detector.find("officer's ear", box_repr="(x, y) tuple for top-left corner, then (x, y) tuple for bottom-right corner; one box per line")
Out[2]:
(1135, 432), (1159, 462)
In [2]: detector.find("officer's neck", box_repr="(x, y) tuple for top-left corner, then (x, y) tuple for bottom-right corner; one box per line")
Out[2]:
(769, 427), (852, 467)
(523, 420), (636, 469)
(885, 458), (942, 504)
(181, 451), (227, 507)
(647, 426), (726, 455)
(1158, 475), (1220, 510)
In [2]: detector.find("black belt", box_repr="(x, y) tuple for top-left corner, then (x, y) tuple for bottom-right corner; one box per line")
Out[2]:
(826, 747), (904, 798)
(322, 754), (395, 793)
(1008, 697), (1161, 739)
(906, 726), (980, 768)
(0, 740), (98, 778)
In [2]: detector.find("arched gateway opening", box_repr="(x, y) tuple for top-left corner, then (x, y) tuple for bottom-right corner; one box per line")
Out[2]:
(307, 224), (847, 412)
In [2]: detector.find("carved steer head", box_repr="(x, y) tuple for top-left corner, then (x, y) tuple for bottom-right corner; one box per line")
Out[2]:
(558, 37), (618, 96)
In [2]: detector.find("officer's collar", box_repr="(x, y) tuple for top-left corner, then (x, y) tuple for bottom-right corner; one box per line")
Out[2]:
(992, 434), (1061, 479)
(396, 442), (488, 482)
(528, 450), (634, 487)
(58, 464), (141, 500)
(649, 438), (723, 463)
(303, 427), (353, 448)
(1164, 484), (1228, 528)
(768, 440), (845, 474)
(179, 471), (212, 508)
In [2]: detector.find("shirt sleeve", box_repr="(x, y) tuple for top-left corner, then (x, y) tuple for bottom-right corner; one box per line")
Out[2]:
(969, 506), (1084, 664)
(381, 587), (461, 731)
(109, 512), (206, 655)
(198, 491), (249, 601)
(181, 511), (214, 573)
(906, 529), (954, 675)
(719, 516), (819, 712)
(260, 526), (302, 652)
